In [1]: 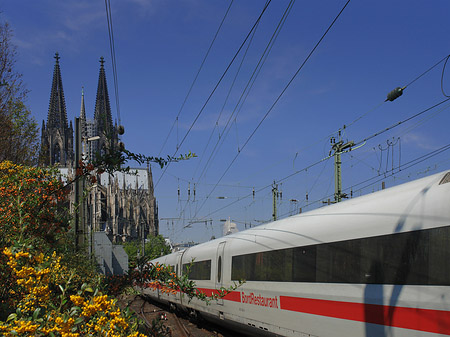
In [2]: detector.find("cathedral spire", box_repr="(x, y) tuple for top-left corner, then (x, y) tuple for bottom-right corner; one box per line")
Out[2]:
(94, 56), (113, 137)
(80, 86), (87, 139)
(41, 53), (73, 167)
(47, 52), (68, 130)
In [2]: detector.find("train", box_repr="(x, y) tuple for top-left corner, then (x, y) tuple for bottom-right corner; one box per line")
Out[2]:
(138, 170), (450, 336)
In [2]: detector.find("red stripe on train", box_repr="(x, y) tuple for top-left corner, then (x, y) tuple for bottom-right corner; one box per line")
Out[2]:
(280, 296), (450, 335)
(196, 288), (241, 302)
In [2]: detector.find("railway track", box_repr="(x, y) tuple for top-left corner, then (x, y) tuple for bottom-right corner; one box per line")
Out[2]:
(117, 294), (248, 337)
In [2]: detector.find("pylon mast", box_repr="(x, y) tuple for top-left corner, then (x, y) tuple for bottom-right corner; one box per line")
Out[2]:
(331, 129), (354, 203)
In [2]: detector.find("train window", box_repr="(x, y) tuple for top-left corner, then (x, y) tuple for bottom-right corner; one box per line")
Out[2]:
(439, 172), (450, 185)
(231, 226), (450, 285)
(183, 260), (211, 280)
(217, 256), (222, 283)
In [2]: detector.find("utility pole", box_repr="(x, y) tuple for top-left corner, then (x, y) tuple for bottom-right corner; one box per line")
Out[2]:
(330, 129), (354, 203)
(74, 117), (86, 250)
(272, 181), (278, 221)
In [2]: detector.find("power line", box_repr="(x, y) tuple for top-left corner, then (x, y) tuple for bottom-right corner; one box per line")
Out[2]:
(191, 1), (263, 180)
(293, 142), (450, 215)
(192, 0), (352, 219)
(104, 0), (121, 125)
(290, 53), (450, 163)
(155, 0), (273, 188)
(197, 94), (450, 222)
(354, 97), (450, 147)
(158, 0), (235, 157)
(405, 53), (450, 89)
(195, 0), (295, 183)
(199, 154), (333, 220)
(441, 54), (450, 98)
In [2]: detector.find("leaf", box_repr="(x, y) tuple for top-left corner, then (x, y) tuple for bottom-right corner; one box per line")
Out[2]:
(33, 307), (41, 320)
(7, 313), (17, 322)
(74, 317), (84, 325)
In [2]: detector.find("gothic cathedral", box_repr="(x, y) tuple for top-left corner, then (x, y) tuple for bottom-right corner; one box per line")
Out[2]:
(40, 53), (159, 243)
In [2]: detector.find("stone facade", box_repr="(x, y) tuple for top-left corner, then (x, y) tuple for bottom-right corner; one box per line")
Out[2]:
(40, 53), (158, 243)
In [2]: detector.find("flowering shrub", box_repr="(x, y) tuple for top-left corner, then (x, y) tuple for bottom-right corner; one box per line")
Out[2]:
(0, 245), (147, 337)
(0, 161), (69, 246)
(0, 160), (242, 336)
(132, 257), (245, 304)
(0, 161), (71, 318)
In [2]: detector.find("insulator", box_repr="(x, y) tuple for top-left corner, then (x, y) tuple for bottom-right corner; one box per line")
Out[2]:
(386, 87), (404, 101)
(117, 125), (125, 135)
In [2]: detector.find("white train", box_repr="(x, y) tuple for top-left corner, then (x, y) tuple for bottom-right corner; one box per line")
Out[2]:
(140, 170), (450, 336)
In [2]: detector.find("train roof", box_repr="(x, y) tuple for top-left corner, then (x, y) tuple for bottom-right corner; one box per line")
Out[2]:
(180, 170), (450, 259)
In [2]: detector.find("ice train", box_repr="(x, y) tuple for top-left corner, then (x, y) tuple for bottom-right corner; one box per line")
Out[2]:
(139, 170), (450, 336)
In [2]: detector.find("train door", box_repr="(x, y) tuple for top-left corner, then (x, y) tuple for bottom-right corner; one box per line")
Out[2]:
(177, 250), (187, 306)
(216, 241), (226, 305)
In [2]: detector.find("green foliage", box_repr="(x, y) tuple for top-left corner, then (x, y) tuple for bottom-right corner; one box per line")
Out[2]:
(92, 146), (196, 176)
(123, 235), (171, 269)
(0, 161), (99, 319)
(0, 21), (38, 166)
(4, 100), (39, 166)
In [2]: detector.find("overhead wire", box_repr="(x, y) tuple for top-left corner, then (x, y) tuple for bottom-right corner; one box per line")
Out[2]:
(155, 0), (273, 188)
(441, 54), (450, 97)
(196, 0), (295, 183)
(191, 1), (263, 179)
(158, 0), (235, 157)
(290, 53), (450, 163)
(276, 142), (450, 219)
(169, 16), (449, 233)
(200, 153), (333, 220)
(405, 53), (449, 89)
(104, 0), (121, 125)
(396, 101), (450, 138)
(353, 97), (450, 147)
(192, 0), (352, 219)
(199, 93), (450, 223)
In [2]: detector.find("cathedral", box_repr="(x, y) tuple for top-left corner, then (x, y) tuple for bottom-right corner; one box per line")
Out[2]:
(40, 53), (158, 243)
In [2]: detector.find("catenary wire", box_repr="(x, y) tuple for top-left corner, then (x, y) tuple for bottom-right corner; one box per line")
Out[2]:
(172, 13), (448, 231)
(158, 0), (234, 157)
(405, 53), (450, 89)
(276, 142), (450, 219)
(191, 1), (263, 180)
(353, 97), (450, 147)
(192, 0), (352, 219)
(104, 0), (121, 125)
(198, 95), (450, 222)
(155, 0), (273, 188)
(195, 0), (295, 183)
(441, 54), (450, 97)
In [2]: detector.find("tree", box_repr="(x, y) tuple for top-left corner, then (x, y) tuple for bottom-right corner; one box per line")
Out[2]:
(0, 21), (39, 166)
(123, 234), (171, 268)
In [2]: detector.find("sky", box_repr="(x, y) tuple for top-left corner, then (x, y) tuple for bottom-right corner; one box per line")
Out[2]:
(2, 0), (450, 244)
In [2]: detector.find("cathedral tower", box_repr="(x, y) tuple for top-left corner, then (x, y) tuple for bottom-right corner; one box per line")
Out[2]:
(93, 56), (118, 157)
(40, 53), (74, 166)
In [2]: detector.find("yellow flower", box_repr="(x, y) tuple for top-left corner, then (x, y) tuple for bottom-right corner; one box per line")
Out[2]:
(70, 295), (85, 307)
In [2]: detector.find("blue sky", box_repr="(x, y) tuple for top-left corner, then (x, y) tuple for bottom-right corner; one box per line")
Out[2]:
(2, 0), (450, 243)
